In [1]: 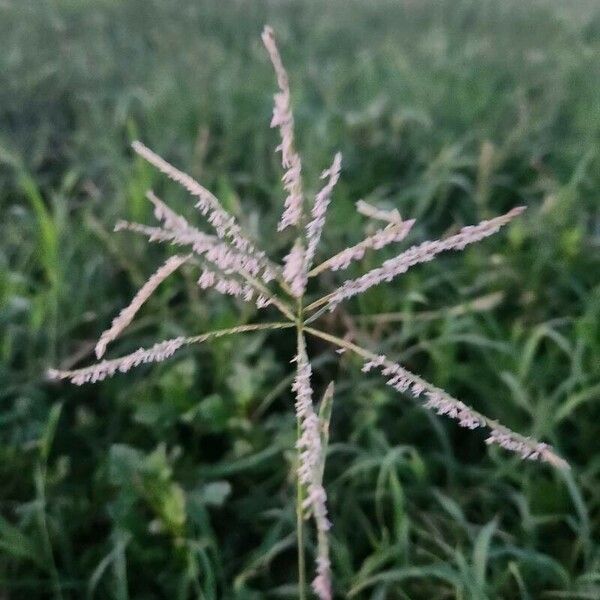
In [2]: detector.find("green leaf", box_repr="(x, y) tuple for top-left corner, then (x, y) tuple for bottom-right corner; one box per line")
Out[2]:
(196, 481), (232, 507)
(317, 381), (335, 485)
(159, 483), (187, 533)
(473, 519), (497, 590)
(109, 445), (144, 486)
(0, 515), (46, 570)
(40, 403), (62, 463)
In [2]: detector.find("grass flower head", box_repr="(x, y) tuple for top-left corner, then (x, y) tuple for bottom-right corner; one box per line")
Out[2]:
(50, 25), (568, 599)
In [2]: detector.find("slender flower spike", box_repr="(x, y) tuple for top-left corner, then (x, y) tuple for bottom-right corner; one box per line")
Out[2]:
(51, 337), (188, 385)
(310, 202), (415, 275)
(293, 336), (332, 599)
(49, 323), (294, 385)
(132, 141), (265, 261)
(325, 206), (525, 310)
(114, 219), (207, 246)
(324, 218), (415, 272)
(283, 238), (308, 298)
(197, 269), (257, 304)
(49, 25), (569, 600)
(95, 254), (191, 359)
(360, 353), (567, 468)
(304, 153), (342, 272)
(262, 26), (305, 231)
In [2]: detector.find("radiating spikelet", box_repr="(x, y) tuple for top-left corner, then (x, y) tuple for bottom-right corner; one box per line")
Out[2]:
(132, 141), (264, 259)
(304, 153), (342, 272)
(262, 26), (305, 231)
(197, 268), (269, 305)
(329, 338), (568, 468)
(95, 254), (191, 359)
(326, 206), (525, 310)
(50, 323), (294, 385)
(50, 337), (187, 385)
(313, 217), (415, 275)
(283, 238), (307, 298)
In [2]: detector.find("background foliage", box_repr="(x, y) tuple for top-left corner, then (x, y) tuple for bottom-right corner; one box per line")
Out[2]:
(1, 0), (599, 598)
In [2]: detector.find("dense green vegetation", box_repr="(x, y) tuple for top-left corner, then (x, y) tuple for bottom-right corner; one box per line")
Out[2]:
(1, 0), (599, 597)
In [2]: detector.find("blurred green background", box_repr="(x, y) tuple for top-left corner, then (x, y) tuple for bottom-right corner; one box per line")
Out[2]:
(1, 0), (599, 598)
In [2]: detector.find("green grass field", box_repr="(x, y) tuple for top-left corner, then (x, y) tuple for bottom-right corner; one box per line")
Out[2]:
(1, 0), (599, 598)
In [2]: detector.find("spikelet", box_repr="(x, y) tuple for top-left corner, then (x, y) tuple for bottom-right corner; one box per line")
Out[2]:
(262, 26), (305, 231)
(485, 429), (569, 468)
(147, 190), (278, 284)
(198, 268), (251, 300)
(117, 218), (260, 287)
(50, 337), (187, 385)
(327, 207), (525, 310)
(304, 153), (342, 272)
(114, 220), (203, 246)
(119, 192), (278, 287)
(293, 337), (332, 600)
(116, 195), (218, 254)
(308, 200), (414, 276)
(319, 218), (415, 274)
(132, 141), (263, 259)
(313, 555), (332, 600)
(198, 269), (261, 305)
(361, 353), (568, 468)
(146, 191), (209, 246)
(283, 239), (307, 298)
(95, 254), (190, 359)
(50, 323), (294, 386)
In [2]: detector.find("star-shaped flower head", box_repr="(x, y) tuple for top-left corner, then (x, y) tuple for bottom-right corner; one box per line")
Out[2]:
(49, 26), (568, 600)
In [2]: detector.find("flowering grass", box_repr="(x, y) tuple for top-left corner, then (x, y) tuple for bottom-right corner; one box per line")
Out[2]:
(49, 24), (568, 599)
(2, 1), (599, 598)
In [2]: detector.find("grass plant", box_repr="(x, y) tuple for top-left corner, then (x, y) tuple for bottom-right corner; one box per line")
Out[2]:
(1, 1), (599, 598)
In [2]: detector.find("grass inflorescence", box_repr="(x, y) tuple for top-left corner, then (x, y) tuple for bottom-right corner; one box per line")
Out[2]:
(1, 1), (599, 598)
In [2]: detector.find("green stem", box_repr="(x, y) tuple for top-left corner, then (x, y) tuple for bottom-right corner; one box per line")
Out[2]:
(186, 321), (294, 345)
(35, 464), (63, 600)
(304, 293), (334, 313)
(303, 305), (328, 326)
